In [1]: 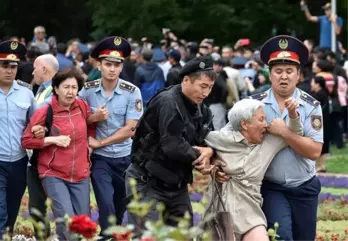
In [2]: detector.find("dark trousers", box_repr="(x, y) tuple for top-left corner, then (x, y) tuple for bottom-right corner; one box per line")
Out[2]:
(0, 156), (28, 238)
(261, 176), (321, 241)
(90, 153), (131, 238)
(27, 165), (51, 239)
(330, 111), (344, 148)
(125, 164), (193, 236)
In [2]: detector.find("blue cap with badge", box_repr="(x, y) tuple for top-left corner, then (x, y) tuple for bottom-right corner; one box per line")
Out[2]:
(260, 35), (309, 66)
(0, 40), (27, 65)
(91, 36), (131, 63)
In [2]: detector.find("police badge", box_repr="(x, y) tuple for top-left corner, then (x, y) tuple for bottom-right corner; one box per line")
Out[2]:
(135, 99), (142, 112)
(311, 115), (322, 130)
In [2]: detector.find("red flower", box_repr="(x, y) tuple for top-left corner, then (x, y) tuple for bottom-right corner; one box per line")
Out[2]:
(112, 231), (133, 241)
(69, 215), (97, 239)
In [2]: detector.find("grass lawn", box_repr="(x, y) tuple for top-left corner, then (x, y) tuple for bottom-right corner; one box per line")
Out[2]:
(321, 187), (348, 195)
(326, 145), (348, 174)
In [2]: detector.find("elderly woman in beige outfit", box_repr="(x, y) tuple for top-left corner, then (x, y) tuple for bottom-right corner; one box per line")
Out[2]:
(203, 97), (303, 241)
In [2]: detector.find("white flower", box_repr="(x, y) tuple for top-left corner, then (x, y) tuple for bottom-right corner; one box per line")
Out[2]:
(11, 235), (36, 241)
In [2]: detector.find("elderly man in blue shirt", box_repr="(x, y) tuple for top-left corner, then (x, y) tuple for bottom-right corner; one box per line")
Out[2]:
(0, 40), (36, 238)
(216, 35), (323, 241)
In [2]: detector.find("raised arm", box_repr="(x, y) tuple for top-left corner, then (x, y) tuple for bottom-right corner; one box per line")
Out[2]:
(301, 1), (318, 23)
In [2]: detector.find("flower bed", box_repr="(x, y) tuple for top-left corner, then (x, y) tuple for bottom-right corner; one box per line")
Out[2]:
(10, 172), (348, 240)
(318, 176), (348, 189)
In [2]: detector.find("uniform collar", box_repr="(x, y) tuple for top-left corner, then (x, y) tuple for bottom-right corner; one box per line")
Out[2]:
(12, 81), (20, 90)
(95, 78), (124, 95)
(264, 88), (305, 106)
(0, 81), (19, 95)
(114, 79), (124, 95)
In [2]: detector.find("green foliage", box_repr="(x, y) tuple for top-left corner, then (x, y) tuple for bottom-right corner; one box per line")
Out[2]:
(125, 178), (211, 241)
(87, 0), (307, 45)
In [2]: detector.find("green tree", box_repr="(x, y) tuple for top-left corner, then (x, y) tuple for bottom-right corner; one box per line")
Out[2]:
(88, 0), (308, 46)
(88, 0), (184, 41)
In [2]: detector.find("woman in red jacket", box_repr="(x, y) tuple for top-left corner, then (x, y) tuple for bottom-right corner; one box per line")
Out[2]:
(22, 69), (96, 241)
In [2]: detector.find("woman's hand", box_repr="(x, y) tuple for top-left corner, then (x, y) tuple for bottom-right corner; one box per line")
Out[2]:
(53, 135), (71, 147)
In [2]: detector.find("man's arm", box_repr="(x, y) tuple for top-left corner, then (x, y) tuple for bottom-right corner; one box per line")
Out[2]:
(92, 87), (143, 147)
(331, 15), (343, 35)
(279, 106), (323, 161)
(301, 1), (318, 22)
(279, 130), (322, 160)
(98, 120), (137, 147)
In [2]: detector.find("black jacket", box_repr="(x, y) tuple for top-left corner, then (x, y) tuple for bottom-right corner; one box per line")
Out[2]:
(131, 85), (213, 185)
(165, 63), (182, 87)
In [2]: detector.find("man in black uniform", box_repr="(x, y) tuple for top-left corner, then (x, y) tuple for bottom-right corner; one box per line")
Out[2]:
(125, 55), (216, 233)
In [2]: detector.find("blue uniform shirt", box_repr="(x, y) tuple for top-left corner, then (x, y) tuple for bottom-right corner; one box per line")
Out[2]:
(260, 88), (323, 187)
(0, 80), (36, 162)
(79, 78), (143, 158)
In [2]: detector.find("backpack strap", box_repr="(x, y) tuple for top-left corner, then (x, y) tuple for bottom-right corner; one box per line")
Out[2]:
(76, 99), (88, 119)
(30, 104), (53, 166)
(45, 104), (53, 136)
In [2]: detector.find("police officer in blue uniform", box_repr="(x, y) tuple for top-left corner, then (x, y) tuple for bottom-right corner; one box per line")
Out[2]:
(249, 36), (323, 240)
(78, 36), (143, 239)
(0, 40), (36, 238)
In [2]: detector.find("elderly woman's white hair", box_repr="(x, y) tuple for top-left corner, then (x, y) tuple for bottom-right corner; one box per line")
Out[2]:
(228, 98), (265, 131)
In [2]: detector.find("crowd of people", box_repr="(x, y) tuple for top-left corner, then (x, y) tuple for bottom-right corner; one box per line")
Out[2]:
(0, 2), (346, 241)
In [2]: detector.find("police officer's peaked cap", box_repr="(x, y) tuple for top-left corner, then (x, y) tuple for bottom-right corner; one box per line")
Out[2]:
(91, 36), (131, 63)
(0, 40), (27, 64)
(179, 55), (214, 78)
(260, 35), (309, 66)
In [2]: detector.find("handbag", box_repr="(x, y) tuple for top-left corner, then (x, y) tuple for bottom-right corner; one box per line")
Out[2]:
(198, 171), (235, 241)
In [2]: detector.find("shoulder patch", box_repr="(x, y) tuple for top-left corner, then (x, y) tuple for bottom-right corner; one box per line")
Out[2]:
(247, 92), (267, 101)
(120, 82), (136, 93)
(311, 115), (322, 130)
(300, 92), (320, 107)
(16, 80), (32, 89)
(84, 80), (100, 89)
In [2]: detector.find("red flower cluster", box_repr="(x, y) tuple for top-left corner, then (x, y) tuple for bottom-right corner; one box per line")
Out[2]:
(69, 215), (97, 239)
